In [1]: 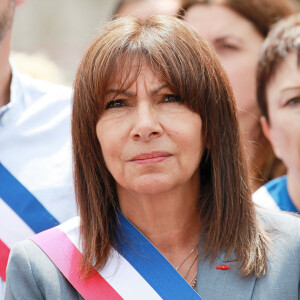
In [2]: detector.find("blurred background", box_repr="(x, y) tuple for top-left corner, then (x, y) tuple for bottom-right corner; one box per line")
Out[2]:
(10, 0), (300, 86)
(11, 0), (119, 85)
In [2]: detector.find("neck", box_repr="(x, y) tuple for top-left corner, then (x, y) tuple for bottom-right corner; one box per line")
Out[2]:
(118, 178), (201, 263)
(287, 171), (300, 212)
(0, 31), (13, 108)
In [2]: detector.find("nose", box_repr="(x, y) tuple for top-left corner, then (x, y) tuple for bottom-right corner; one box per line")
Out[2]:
(130, 102), (163, 142)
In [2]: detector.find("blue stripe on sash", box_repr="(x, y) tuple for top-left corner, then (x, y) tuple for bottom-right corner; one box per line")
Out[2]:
(0, 162), (59, 233)
(116, 212), (202, 300)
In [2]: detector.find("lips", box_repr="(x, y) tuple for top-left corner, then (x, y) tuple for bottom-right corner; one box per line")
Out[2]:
(130, 151), (171, 164)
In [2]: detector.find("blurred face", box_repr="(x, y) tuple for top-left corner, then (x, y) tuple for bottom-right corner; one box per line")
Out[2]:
(262, 51), (300, 177)
(0, 0), (15, 42)
(96, 63), (203, 196)
(116, 0), (179, 18)
(185, 4), (264, 124)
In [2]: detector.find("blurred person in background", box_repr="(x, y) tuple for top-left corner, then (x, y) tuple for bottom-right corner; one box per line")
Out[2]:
(253, 14), (300, 213)
(182, 0), (297, 191)
(10, 51), (67, 85)
(0, 0), (76, 297)
(113, 0), (180, 18)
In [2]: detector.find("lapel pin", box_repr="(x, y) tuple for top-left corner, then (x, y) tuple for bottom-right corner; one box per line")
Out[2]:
(216, 265), (230, 270)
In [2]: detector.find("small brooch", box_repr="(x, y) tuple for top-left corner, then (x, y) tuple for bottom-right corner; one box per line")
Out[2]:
(216, 265), (230, 270)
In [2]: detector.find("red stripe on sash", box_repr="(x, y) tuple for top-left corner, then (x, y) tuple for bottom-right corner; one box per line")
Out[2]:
(0, 239), (10, 281)
(31, 228), (123, 300)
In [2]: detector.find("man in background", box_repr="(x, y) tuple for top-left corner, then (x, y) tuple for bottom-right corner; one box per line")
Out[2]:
(0, 0), (76, 297)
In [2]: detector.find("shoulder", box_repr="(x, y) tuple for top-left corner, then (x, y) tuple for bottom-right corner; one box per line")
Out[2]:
(252, 209), (300, 298)
(257, 208), (300, 268)
(257, 208), (300, 241)
(258, 206), (299, 228)
(7, 239), (64, 285)
(6, 239), (82, 299)
(10, 69), (73, 132)
(12, 68), (72, 107)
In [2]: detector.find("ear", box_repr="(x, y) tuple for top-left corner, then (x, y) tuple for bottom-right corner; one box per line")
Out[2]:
(260, 116), (282, 159)
(260, 116), (271, 141)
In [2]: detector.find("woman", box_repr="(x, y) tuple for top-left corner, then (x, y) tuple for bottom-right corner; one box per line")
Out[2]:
(253, 14), (300, 213)
(182, 0), (297, 191)
(113, 0), (180, 18)
(5, 16), (300, 299)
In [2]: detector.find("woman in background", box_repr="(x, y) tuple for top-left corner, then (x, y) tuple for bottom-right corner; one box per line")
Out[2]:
(113, 0), (180, 18)
(182, 0), (297, 190)
(253, 14), (300, 213)
(5, 16), (300, 300)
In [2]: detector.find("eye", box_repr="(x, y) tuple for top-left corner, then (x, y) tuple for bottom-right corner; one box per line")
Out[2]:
(222, 44), (238, 50)
(163, 94), (184, 104)
(214, 43), (239, 55)
(286, 97), (300, 106)
(105, 99), (126, 109)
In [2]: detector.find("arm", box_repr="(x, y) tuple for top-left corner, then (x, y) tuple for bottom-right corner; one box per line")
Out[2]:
(5, 239), (82, 300)
(5, 240), (44, 300)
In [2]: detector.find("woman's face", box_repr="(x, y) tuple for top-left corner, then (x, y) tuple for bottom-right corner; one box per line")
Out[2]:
(116, 0), (179, 18)
(185, 4), (264, 126)
(262, 51), (300, 177)
(96, 62), (203, 196)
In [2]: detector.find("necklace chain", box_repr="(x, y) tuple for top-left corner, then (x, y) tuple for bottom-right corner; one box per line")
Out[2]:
(183, 252), (198, 278)
(175, 242), (198, 271)
(175, 242), (199, 289)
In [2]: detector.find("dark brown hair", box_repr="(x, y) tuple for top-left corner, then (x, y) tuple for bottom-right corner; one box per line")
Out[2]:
(257, 13), (300, 121)
(179, 0), (296, 37)
(72, 15), (267, 277)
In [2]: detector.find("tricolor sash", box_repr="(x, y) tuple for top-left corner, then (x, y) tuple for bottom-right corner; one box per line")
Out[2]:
(31, 213), (203, 300)
(0, 163), (59, 281)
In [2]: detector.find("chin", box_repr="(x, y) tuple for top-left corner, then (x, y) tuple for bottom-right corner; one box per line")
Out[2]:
(131, 175), (176, 195)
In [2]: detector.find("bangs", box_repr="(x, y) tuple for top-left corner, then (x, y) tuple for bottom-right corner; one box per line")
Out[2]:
(94, 46), (183, 115)
(86, 16), (210, 116)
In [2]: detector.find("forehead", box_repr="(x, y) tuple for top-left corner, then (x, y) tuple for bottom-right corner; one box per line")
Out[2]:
(117, 0), (179, 18)
(107, 60), (166, 90)
(185, 4), (261, 41)
(267, 51), (300, 100)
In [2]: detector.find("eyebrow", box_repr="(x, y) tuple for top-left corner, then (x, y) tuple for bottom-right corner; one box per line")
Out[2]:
(151, 84), (169, 95)
(281, 86), (300, 92)
(106, 84), (169, 97)
(106, 89), (135, 97)
(214, 35), (244, 44)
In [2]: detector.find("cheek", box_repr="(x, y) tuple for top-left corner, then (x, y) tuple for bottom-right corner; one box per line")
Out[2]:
(219, 57), (257, 111)
(270, 123), (294, 161)
(96, 122), (122, 172)
(175, 117), (203, 166)
(98, 134), (125, 181)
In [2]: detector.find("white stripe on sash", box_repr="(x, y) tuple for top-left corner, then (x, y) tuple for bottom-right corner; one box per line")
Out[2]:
(100, 248), (162, 300)
(0, 198), (34, 247)
(57, 218), (162, 300)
